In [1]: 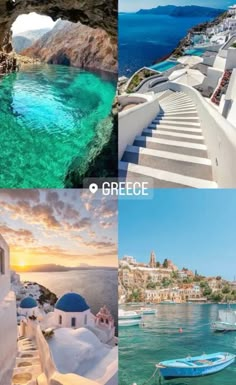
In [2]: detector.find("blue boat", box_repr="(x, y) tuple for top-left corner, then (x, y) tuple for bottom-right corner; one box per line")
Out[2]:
(156, 352), (235, 379)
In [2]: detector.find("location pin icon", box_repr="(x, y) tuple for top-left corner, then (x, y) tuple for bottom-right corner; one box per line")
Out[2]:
(89, 183), (98, 194)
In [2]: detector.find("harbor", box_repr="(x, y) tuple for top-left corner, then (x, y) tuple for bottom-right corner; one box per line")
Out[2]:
(119, 303), (236, 385)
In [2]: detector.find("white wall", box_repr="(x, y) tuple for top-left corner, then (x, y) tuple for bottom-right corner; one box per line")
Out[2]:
(0, 234), (10, 302)
(226, 48), (236, 70)
(55, 309), (93, 328)
(18, 306), (39, 317)
(206, 67), (223, 89)
(0, 291), (17, 385)
(118, 93), (160, 160)
(24, 321), (99, 385)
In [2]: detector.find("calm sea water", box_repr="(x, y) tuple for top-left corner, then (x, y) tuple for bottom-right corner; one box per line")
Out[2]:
(19, 269), (118, 324)
(0, 64), (115, 188)
(119, 304), (236, 385)
(119, 14), (217, 76)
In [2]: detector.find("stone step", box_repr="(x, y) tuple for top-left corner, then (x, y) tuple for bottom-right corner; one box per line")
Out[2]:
(123, 145), (213, 181)
(154, 116), (200, 123)
(157, 90), (174, 101)
(158, 111), (198, 117)
(144, 125), (202, 134)
(134, 135), (208, 157)
(161, 100), (195, 108)
(161, 106), (197, 113)
(143, 128), (204, 143)
(119, 161), (217, 188)
(150, 120), (200, 128)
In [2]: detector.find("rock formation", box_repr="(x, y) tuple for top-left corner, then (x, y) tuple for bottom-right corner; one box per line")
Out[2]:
(0, 0), (117, 53)
(21, 20), (117, 73)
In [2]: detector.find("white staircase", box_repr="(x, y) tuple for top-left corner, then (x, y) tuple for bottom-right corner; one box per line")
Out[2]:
(12, 337), (43, 385)
(119, 91), (217, 188)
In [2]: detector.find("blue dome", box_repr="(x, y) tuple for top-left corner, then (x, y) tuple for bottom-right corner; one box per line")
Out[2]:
(55, 292), (89, 312)
(20, 297), (37, 309)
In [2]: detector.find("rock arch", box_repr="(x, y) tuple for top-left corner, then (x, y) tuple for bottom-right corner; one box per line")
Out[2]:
(0, 0), (117, 52)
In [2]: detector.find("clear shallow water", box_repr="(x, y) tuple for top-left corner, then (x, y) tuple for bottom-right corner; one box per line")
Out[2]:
(119, 14), (216, 76)
(150, 60), (179, 72)
(20, 270), (118, 325)
(119, 304), (236, 385)
(0, 64), (115, 188)
(185, 48), (206, 56)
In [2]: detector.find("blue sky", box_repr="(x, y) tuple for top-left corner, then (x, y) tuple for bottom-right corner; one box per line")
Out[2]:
(119, 190), (236, 280)
(119, 0), (233, 13)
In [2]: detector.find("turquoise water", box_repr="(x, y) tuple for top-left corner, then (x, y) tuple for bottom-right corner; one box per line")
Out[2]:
(119, 304), (236, 385)
(185, 48), (206, 56)
(0, 64), (115, 188)
(150, 60), (179, 72)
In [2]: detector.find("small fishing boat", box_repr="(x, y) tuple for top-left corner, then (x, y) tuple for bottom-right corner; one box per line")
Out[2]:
(118, 309), (141, 320)
(119, 319), (141, 327)
(139, 307), (157, 315)
(156, 352), (235, 379)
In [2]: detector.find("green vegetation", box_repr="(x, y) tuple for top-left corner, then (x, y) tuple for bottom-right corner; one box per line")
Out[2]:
(126, 68), (158, 93)
(231, 43), (236, 48)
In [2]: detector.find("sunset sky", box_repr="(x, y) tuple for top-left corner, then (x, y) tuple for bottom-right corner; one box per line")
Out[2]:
(0, 190), (117, 268)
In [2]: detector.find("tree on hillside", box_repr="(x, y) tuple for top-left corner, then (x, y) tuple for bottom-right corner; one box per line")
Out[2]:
(222, 285), (230, 294)
(203, 286), (212, 297)
(156, 261), (161, 268)
(216, 276), (222, 281)
(163, 259), (169, 268)
(210, 292), (223, 302)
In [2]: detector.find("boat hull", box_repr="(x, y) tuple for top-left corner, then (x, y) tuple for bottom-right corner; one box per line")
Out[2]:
(119, 319), (141, 327)
(158, 353), (235, 379)
(211, 321), (236, 332)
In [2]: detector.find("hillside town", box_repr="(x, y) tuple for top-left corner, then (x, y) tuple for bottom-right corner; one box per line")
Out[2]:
(119, 251), (236, 304)
(118, 4), (236, 188)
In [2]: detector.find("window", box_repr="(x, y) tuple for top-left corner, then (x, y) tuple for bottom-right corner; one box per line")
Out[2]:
(59, 315), (62, 325)
(0, 248), (5, 274)
(71, 317), (76, 327)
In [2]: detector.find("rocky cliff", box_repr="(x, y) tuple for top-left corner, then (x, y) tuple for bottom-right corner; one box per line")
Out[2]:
(21, 20), (117, 73)
(0, 0), (117, 53)
(13, 28), (51, 53)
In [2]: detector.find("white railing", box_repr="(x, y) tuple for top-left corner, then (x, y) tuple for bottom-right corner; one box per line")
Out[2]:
(118, 93), (160, 160)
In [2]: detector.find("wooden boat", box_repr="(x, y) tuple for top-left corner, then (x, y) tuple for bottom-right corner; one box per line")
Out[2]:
(156, 352), (235, 379)
(118, 309), (141, 320)
(118, 319), (141, 327)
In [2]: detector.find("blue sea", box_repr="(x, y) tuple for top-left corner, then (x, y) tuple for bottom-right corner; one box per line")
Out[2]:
(119, 12), (223, 76)
(119, 303), (236, 385)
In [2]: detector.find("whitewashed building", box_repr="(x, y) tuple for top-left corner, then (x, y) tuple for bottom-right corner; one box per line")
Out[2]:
(0, 234), (17, 385)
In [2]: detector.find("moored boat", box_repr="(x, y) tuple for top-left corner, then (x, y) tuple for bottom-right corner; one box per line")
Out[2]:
(139, 307), (157, 315)
(118, 309), (142, 320)
(156, 352), (235, 379)
(211, 306), (236, 332)
(119, 319), (141, 327)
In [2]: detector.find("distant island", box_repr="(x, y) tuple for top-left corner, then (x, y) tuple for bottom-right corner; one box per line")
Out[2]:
(11, 264), (117, 273)
(136, 5), (224, 18)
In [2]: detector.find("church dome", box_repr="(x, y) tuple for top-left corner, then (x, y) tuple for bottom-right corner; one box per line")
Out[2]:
(55, 292), (89, 312)
(20, 297), (37, 309)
